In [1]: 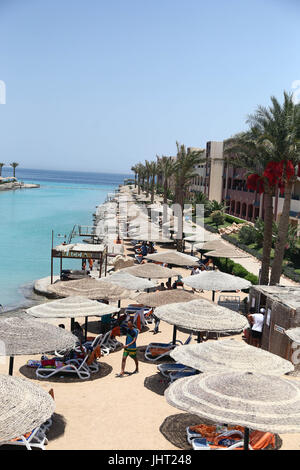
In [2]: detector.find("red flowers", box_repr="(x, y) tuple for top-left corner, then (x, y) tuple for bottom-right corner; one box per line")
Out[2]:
(247, 160), (295, 194)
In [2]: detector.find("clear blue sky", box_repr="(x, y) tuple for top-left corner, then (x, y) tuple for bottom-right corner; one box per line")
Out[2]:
(0, 0), (299, 173)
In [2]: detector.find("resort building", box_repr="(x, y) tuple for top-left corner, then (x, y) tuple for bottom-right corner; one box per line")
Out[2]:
(189, 140), (300, 230)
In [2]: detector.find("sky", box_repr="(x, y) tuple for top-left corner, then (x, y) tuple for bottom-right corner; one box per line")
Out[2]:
(0, 0), (299, 173)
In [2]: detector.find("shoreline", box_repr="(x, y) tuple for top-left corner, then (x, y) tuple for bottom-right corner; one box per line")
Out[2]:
(0, 181), (40, 191)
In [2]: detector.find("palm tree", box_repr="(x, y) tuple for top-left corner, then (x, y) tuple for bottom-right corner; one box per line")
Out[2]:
(149, 161), (158, 204)
(246, 92), (300, 285)
(224, 131), (275, 285)
(145, 160), (152, 198)
(131, 164), (138, 188)
(10, 162), (19, 178)
(0, 163), (5, 177)
(174, 143), (205, 251)
(157, 156), (176, 204)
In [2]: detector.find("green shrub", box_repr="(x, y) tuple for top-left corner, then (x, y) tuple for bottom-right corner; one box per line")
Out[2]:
(238, 225), (257, 245)
(244, 273), (259, 284)
(211, 210), (225, 228)
(232, 264), (249, 278)
(225, 215), (245, 224)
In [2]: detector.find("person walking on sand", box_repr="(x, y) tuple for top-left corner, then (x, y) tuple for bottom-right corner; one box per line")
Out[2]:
(118, 320), (139, 377)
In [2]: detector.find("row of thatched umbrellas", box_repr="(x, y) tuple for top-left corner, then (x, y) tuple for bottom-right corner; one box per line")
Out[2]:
(124, 188), (300, 450)
(1, 188), (298, 447)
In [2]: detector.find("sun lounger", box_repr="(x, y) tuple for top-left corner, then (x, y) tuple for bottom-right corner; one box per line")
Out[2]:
(169, 369), (197, 382)
(36, 344), (102, 380)
(144, 334), (192, 362)
(157, 363), (188, 377)
(3, 427), (48, 451)
(187, 426), (275, 450)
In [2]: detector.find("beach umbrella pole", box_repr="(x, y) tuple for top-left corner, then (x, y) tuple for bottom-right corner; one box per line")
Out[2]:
(172, 325), (177, 345)
(244, 427), (250, 451)
(84, 317), (88, 342)
(9, 356), (14, 376)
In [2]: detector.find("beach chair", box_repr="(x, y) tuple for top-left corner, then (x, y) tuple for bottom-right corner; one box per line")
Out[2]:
(157, 363), (189, 377)
(144, 334), (192, 362)
(169, 369), (198, 383)
(217, 295), (241, 313)
(36, 344), (101, 380)
(189, 427), (275, 450)
(4, 427), (48, 451)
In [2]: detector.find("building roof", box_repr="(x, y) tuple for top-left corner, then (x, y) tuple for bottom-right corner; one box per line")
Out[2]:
(251, 285), (300, 311)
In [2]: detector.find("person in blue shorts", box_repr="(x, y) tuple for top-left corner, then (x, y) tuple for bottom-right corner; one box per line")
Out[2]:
(118, 320), (139, 377)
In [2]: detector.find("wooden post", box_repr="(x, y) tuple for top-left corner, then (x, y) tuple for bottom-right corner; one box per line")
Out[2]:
(9, 356), (14, 376)
(172, 325), (177, 345)
(244, 427), (250, 451)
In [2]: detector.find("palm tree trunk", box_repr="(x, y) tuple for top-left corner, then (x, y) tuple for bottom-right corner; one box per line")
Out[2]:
(270, 179), (294, 285)
(138, 175), (141, 195)
(163, 179), (168, 204)
(260, 190), (273, 285)
(151, 177), (155, 203)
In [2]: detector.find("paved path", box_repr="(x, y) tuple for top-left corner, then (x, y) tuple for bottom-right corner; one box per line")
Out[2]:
(187, 227), (299, 286)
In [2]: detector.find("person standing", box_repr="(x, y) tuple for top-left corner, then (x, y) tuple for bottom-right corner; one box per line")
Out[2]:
(118, 321), (139, 377)
(247, 308), (265, 347)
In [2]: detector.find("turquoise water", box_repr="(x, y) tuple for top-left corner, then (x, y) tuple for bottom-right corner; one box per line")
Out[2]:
(0, 169), (128, 310)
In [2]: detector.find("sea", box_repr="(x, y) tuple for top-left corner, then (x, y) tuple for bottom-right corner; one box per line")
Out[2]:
(0, 168), (130, 311)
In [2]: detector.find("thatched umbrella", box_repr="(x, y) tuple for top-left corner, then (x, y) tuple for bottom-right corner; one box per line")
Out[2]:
(27, 295), (120, 341)
(135, 289), (200, 307)
(102, 272), (157, 291)
(285, 328), (300, 344)
(165, 371), (300, 449)
(146, 251), (200, 267)
(155, 298), (248, 344)
(194, 239), (228, 252)
(0, 317), (77, 375)
(204, 248), (249, 259)
(182, 271), (251, 301)
(122, 263), (180, 280)
(47, 277), (135, 302)
(0, 375), (55, 443)
(170, 338), (294, 376)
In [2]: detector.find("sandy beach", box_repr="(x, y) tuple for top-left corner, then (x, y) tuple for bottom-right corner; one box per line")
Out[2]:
(1, 216), (300, 451)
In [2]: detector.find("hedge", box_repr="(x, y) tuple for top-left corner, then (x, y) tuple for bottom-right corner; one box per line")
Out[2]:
(204, 223), (219, 234)
(212, 257), (259, 285)
(225, 214), (246, 225)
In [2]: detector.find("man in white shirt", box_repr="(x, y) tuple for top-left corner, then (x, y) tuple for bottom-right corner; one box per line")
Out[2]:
(247, 308), (265, 347)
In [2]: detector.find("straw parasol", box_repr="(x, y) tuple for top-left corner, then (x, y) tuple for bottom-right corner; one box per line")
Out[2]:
(170, 338), (294, 376)
(204, 248), (249, 259)
(47, 277), (135, 301)
(154, 299), (248, 333)
(135, 289), (200, 307)
(26, 295), (119, 319)
(146, 251), (200, 267)
(0, 316), (77, 375)
(0, 317), (77, 357)
(101, 272), (157, 291)
(122, 263), (180, 279)
(165, 371), (300, 437)
(0, 375), (55, 443)
(194, 239), (228, 252)
(285, 328), (300, 344)
(182, 271), (251, 291)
